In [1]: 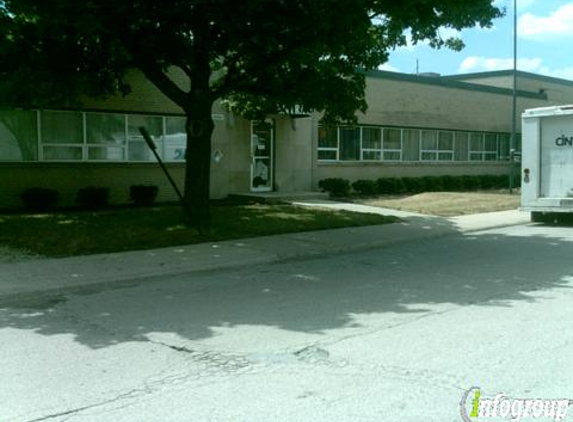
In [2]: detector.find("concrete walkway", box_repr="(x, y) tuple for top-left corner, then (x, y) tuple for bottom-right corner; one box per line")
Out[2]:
(0, 202), (530, 299)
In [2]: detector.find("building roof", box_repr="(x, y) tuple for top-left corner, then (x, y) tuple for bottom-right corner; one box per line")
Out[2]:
(363, 69), (548, 100)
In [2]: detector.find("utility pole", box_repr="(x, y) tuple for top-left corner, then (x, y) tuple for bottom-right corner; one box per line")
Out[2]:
(510, 0), (518, 194)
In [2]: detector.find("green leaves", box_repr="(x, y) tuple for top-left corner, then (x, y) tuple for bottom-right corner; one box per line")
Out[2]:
(0, 0), (501, 119)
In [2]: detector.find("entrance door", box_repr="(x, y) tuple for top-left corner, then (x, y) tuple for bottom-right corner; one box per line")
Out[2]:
(250, 120), (274, 192)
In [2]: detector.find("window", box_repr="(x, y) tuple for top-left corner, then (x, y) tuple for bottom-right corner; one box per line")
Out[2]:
(86, 113), (126, 161)
(20, 110), (190, 163)
(164, 117), (187, 161)
(470, 132), (498, 161)
(339, 127), (360, 161)
(127, 115), (162, 161)
(0, 110), (38, 161)
(383, 128), (402, 161)
(402, 129), (421, 162)
(318, 125), (338, 161)
(316, 124), (517, 163)
(41, 111), (83, 161)
(362, 127), (382, 161)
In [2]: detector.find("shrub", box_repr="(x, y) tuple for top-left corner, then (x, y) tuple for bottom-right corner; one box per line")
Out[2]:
(441, 175), (464, 191)
(351, 179), (377, 196)
(401, 177), (426, 193)
(376, 177), (406, 195)
(21, 187), (59, 212)
(460, 175), (480, 191)
(478, 174), (500, 190)
(77, 186), (110, 210)
(421, 176), (444, 192)
(318, 178), (350, 198)
(129, 185), (159, 206)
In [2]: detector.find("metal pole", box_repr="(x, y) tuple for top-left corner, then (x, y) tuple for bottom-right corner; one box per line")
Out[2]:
(510, 0), (517, 194)
(139, 126), (184, 203)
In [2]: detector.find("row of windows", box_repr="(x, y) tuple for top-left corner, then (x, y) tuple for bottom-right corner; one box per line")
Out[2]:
(0, 110), (187, 162)
(318, 125), (519, 162)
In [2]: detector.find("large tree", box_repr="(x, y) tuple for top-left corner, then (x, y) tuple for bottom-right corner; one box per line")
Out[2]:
(0, 0), (501, 231)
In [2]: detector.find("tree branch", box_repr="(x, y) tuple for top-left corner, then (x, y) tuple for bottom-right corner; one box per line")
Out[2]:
(138, 62), (189, 109)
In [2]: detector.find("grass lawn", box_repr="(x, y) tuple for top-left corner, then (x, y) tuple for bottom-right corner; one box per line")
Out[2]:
(0, 204), (398, 258)
(357, 191), (520, 217)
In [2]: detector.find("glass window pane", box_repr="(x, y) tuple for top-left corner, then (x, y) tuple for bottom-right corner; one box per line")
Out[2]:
(470, 133), (483, 151)
(383, 151), (401, 161)
(41, 111), (83, 144)
(454, 131), (469, 161)
(87, 113), (126, 146)
(88, 146), (125, 161)
(421, 152), (437, 161)
(339, 127), (360, 161)
(165, 117), (187, 161)
(362, 151), (381, 161)
(43, 146), (82, 160)
(0, 110), (38, 161)
(318, 150), (337, 160)
(402, 129), (420, 161)
(469, 152), (483, 161)
(318, 125), (338, 148)
(498, 134), (510, 159)
(362, 127), (381, 149)
(484, 133), (497, 152)
(421, 130), (437, 150)
(127, 114), (162, 161)
(438, 132), (454, 150)
(438, 152), (453, 161)
(384, 128), (401, 150)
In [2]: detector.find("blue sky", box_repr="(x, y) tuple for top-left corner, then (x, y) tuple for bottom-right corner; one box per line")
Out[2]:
(384, 0), (573, 81)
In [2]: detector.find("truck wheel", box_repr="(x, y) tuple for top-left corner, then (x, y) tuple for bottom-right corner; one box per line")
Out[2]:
(531, 211), (550, 223)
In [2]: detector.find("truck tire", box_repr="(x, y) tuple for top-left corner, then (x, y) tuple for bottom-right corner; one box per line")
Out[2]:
(531, 211), (550, 223)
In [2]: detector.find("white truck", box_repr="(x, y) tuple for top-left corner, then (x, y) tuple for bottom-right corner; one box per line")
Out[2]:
(521, 105), (573, 222)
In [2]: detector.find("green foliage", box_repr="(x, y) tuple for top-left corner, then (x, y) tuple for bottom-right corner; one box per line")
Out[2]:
(460, 175), (481, 191)
(76, 186), (110, 210)
(318, 178), (351, 198)
(21, 187), (59, 212)
(129, 185), (159, 206)
(441, 175), (464, 191)
(0, 0), (502, 118)
(401, 177), (426, 193)
(351, 179), (378, 195)
(376, 177), (406, 195)
(421, 176), (444, 192)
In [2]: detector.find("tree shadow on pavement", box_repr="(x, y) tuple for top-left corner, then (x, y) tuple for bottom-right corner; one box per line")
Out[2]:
(1, 222), (572, 350)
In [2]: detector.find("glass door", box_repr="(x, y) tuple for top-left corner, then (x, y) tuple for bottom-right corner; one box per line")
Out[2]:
(250, 120), (274, 192)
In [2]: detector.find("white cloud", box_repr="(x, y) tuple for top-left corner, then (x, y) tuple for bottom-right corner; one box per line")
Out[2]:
(378, 63), (400, 72)
(457, 56), (573, 81)
(518, 3), (573, 38)
(539, 66), (573, 81)
(494, 0), (536, 11)
(459, 56), (542, 72)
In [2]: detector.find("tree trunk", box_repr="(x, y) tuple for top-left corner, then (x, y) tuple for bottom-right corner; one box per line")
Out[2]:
(183, 93), (215, 233)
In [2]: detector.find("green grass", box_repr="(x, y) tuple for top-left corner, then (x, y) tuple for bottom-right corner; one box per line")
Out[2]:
(0, 204), (398, 258)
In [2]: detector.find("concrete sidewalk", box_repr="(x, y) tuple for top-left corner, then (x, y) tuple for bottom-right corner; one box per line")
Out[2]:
(0, 204), (530, 299)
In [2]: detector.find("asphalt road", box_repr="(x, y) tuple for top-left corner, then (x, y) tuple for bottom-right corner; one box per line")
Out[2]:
(2, 223), (573, 422)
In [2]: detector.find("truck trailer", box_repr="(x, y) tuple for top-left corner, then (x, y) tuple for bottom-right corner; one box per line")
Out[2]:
(521, 105), (573, 222)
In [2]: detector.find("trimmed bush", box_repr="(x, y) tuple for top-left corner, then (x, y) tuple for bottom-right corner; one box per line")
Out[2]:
(21, 187), (59, 212)
(460, 175), (480, 191)
(129, 185), (159, 206)
(351, 179), (377, 196)
(441, 175), (464, 191)
(376, 177), (406, 195)
(318, 178), (351, 198)
(77, 186), (110, 210)
(421, 176), (444, 192)
(401, 177), (426, 193)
